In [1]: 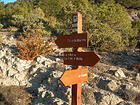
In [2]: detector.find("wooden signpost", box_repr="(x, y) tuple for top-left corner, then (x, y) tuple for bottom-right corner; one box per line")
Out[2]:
(55, 12), (101, 105)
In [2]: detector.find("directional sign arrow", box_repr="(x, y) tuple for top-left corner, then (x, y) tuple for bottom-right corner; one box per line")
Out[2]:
(60, 68), (88, 86)
(55, 33), (88, 48)
(64, 52), (101, 66)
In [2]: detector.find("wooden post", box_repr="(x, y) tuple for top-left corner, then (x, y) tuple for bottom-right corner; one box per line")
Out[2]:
(72, 12), (82, 105)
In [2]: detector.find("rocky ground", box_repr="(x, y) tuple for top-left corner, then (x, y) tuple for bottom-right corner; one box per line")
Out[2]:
(0, 31), (139, 105)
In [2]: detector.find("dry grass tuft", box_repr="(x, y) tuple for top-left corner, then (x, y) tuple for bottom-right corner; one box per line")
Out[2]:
(16, 29), (56, 60)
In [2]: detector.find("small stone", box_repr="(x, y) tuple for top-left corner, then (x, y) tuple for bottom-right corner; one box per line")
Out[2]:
(15, 62), (26, 72)
(29, 65), (38, 74)
(11, 57), (15, 63)
(124, 84), (140, 101)
(2, 69), (9, 77)
(107, 80), (118, 91)
(97, 79), (110, 90)
(52, 71), (62, 78)
(35, 56), (41, 63)
(48, 77), (51, 84)
(14, 71), (28, 81)
(109, 66), (118, 71)
(1, 77), (20, 86)
(0, 50), (5, 58)
(19, 80), (28, 86)
(136, 73), (140, 81)
(99, 92), (123, 105)
(1, 56), (8, 64)
(46, 90), (54, 97)
(12, 64), (17, 69)
(117, 101), (134, 105)
(8, 68), (18, 77)
(19, 59), (26, 65)
(42, 61), (49, 66)
(35, 55), (47, 64)
(56, 58), (60, 62)
(41, 91), (46, 98)
(53, 98), (64, 105)
(6, 50), (10, 56)
(115, 69), (126, 78)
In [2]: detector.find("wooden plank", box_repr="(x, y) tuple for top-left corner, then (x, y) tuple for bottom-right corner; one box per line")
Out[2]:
(55, 33), (88, 48)
(72, 84), (81, 105)
(64, 52), (101, 66)
(60, 68), (88, 86)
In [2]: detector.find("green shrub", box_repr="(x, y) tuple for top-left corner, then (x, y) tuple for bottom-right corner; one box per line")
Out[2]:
(0, 23), (3, 29)
(132, 20), (140, 29)
(7, 26), (19, 31)
(56, 1), (138, 51)
(95, 0), (140, 9)
(23, 20), (49, 37)
(24, 8), (45, 26)
(88, 22), (124, 51)
(132, 20), (140, 45)
(0, 34), (3, 46)
(23, 16), (59, 37)
(94, 0), (115, 4)
(115, 0), (140, 9)
(11, 8), (52, 37)
(91, 2), (138, 50)
(11, 8), (45, 27)
(11, 15), (25, 28)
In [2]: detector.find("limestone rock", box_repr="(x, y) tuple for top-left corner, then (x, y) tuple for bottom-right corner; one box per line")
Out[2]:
(117, 101), (135, 105)
(53, 98), (66, 105)
(82, 85), (96, 105)
(14, 71), (28, 81)
(97, 79), (110, 90)
(0, 77), (20, 86)
(7, 68), (18, 77)
(115, 69), (126, 78)
(56, 58), (61, 62)
(1, 31), (140, 105)
(19, 80), (29, 86)
(124, 84), (140, 101)
(0, 50), (5, 58)
(136, 73), (140, 81)
(109, 66), (118, 71)
(35, 55), (47, 64)
(99, 92), (123, 105)
(107, 80), (118, 91)
(41, 91), (46, 98)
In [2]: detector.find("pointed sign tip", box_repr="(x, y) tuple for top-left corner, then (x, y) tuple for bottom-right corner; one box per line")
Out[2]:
(60, 68), (88, 86)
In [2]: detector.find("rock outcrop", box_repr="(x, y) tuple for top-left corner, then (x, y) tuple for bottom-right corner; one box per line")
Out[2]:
(0, 31), (140, 105)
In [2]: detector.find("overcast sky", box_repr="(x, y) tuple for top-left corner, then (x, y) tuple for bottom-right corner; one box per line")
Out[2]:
(1, 0), (17, 4)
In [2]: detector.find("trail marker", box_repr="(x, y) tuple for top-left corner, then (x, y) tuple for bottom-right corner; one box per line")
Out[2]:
(55, 33), (88, 48)
(55, 12), (101, 105)
(60, 68), (88, 86)
(64, 52), (100, 66)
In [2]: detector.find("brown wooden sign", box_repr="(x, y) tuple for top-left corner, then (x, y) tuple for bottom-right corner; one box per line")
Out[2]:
(64, 52), (100, 66)
(60, 68), (88, 86)
(55, 33), (88, 48)
(57, 12), (101, 105)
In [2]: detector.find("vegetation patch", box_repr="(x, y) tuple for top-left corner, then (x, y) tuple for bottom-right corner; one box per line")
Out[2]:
(0, 23), (3, 29)
(16, 29), (56, 60)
